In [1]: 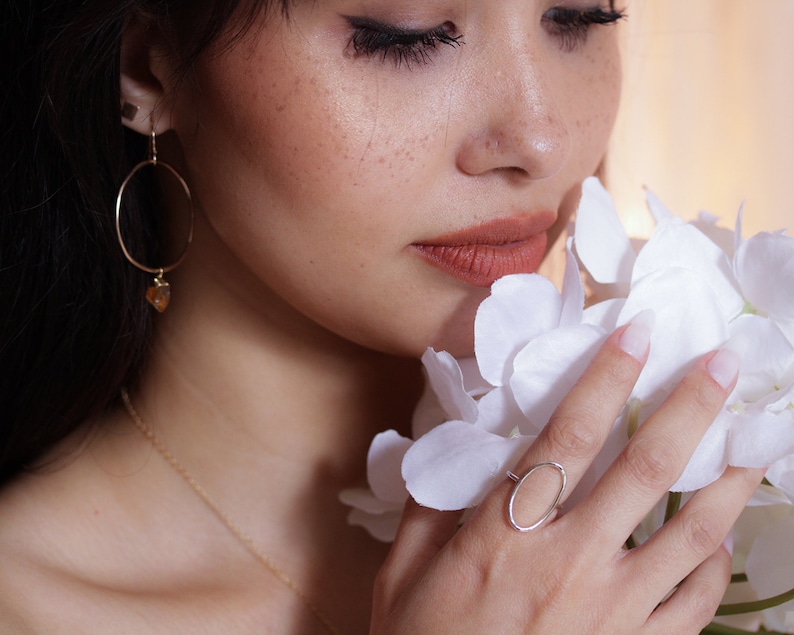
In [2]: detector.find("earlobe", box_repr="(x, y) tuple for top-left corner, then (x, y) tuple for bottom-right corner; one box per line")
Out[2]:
(119, 19), (171, 135)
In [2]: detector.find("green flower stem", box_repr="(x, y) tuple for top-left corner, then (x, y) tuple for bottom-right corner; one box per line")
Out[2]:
(627, 398), (642, 438)
(664, 491), (682, 524)
(716, 585), (794, 616)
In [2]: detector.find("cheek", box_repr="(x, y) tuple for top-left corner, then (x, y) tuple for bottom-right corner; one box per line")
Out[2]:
(194, 53), (449, 249)
(573, 48), (622, 163)
(171, 41), (480, 356)
(169, 26), (623, 358)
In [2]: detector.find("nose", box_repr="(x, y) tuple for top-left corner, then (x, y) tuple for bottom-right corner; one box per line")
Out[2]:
(456, 48), (571, 181)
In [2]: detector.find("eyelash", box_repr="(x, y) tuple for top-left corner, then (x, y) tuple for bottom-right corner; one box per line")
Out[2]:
(346, 5), (624, 69)
(347, 18), (464, 69)
(542, 6), (626, 52)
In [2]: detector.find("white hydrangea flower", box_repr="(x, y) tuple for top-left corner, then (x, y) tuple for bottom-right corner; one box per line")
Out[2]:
(341, 177), (794, 553)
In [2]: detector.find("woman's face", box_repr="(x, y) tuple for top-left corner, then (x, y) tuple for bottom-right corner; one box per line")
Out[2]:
(166, 0), (622, 357)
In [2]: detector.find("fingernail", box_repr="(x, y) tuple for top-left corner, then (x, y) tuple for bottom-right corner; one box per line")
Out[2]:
(707, 348), (741, 391)
(722, 530), (734, 556)
(619, 309), (655, 361)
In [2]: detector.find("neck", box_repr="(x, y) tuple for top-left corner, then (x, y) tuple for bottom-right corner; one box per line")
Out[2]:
(125, 251), (423, 525)
(141, 313), (421, 478)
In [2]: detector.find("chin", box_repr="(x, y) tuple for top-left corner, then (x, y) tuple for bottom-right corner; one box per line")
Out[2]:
(351, 308), (478, 361)
(424, 307), (478, 359)
(360, 328), (475, 362)
(326, 278), (485, 361)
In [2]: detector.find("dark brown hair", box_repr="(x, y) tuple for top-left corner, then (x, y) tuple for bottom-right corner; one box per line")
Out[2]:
(0, 0), (285, 486)
(1, 0), (621, 486)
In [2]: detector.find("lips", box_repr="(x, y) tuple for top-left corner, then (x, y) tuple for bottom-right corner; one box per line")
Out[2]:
(410, 214), (556, 287)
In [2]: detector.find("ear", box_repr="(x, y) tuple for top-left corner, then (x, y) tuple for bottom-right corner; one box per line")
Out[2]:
(119, 18), (174, 135)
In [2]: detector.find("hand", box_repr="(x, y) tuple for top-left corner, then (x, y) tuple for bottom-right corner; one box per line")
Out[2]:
(371, 324), (764, 634)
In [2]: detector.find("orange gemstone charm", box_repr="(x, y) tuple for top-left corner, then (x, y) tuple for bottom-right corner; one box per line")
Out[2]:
(145, 273), (171, 312)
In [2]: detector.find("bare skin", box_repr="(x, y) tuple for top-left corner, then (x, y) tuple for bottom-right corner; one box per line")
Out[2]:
(0, 1), (764, 633)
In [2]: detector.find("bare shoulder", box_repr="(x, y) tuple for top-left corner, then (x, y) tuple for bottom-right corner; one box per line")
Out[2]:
(0, 422), (182, 633)
(0, 420), (268, 634)
(0, 444), (143, 633)
(0, 466), (94, 633)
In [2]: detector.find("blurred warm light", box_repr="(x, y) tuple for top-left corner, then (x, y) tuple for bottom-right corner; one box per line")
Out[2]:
(606, 0), (794, 238)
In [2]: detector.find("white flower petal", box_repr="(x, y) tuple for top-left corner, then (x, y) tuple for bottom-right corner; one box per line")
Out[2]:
(736, 232), (794, 320)
(475, 385), (528, 436)
(632, 222), (744, 320)
(574, 176), (636, 285)
(768, 455), (794, 503)
(367, 430), (412, 504)
(779, 318), (794, 349)
(734, 204), (745, 257)
(583, 298), (625, 331)
(761, 384), (794, 412)
(511, 325), (606, 432)
(339, 488), (404, 515)
(411, 372), (448, 440)
(747, 484), (793, 507)
(347, 507), (403, 542)
(421, 348), (479, 424)
(458, 356), (492, 396)
(559, 240), (585, 328)
(403, 421), (534, 510)
(729, 315), (794, 402)
(475, 274), (562, 386)
(690, 210), (737, 257)
(619, 268), (729, 404)
(671, 413), (730, 491)
(645, 187), (675, 226)
(733, 501), (793, 564)
(728, 410), (794, 469)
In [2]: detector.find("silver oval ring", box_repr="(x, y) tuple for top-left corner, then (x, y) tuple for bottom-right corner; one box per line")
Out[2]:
(506, 462), (567, 532)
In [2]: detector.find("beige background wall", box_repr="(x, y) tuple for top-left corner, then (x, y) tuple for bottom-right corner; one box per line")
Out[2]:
(606, 0), (794, 238)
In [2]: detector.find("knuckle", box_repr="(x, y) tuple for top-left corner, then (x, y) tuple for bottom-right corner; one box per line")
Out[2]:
(546, 413), (602, 460)
(687, 581), (723, 629)
(682, 511), (723, 558)
(621, 436), (679, 490)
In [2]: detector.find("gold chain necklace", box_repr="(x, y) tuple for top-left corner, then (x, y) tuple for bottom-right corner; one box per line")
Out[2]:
(120, 388), (342, 635)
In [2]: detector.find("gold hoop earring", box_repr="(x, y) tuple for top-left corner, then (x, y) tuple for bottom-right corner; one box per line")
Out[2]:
(115, 125), (194, 312)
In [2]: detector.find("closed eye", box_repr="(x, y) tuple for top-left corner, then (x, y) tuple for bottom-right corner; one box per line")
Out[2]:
(346, 17), (464, 69)
(542, 6), (625, 52)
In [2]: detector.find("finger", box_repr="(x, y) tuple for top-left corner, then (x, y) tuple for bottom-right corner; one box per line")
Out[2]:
(577, 348), (741, 550)
(376, 499), (462, 602)
(644, 546), (731, 635)
(626, 466), (763, 600)
(477, 315), (652, 529)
